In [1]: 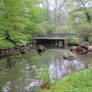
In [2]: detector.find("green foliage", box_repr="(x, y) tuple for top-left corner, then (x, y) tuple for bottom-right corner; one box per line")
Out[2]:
(88, 37), (92, 45)
(0, 0), (91, 49)
(66, 37), (82, 46)
(40, 67), (92, 92)
(35, 66), (54, 86)
(76, 23), (92, 41)
(69, 0), (92, 24)
(0, 40), (15, 49)
(0, 0), (42, 48)
(42, 22), (57, 34)
(69, 5), (92, 42)
(57, 25), (73, 33)
(0, 0), (30, 47)
(25, 8), (56, 36)
(47, 25), (57, 34)
(9, 31), (30, 46)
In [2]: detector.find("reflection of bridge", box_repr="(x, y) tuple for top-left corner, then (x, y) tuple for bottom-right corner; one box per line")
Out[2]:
(32, 34), (76, 48)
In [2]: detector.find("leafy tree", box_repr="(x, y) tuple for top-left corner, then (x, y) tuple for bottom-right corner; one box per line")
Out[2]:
(77, 23), (92, 42)
(68, 0), (92, 42)
(0, 0), (42, 47)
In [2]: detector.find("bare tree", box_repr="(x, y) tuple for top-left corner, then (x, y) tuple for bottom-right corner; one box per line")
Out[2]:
(52, 0), (67, 26)
(40, 0), (67, 26)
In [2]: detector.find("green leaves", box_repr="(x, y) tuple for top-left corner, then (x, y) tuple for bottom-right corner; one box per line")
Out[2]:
(9, 31), (30, 46)
(0, 40), (15, 49)
(41, 67), (92, 92)
(0, 0), (42, 48)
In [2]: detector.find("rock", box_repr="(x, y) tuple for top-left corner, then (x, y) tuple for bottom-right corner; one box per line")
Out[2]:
(63, 52), (76, 60)
(70, 45), (87, 54)
(20, 46), (30, 54)
(14, 46), (20, 49)
(88, 46), (92, 51)
(80, 42), (89, 49)
(75, 42), (89, 54)
(75, 46), (86, 54)
(87, 46), (92, 54)
(70, 42), (92, 55)
(70, 46), (77, 52)
(0, 45), (31, 58)
(29, 44), (32, 48)
(37, 45), (46, 55)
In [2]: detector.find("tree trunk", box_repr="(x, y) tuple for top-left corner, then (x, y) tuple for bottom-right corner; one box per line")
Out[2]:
(85, 36), (88, 42)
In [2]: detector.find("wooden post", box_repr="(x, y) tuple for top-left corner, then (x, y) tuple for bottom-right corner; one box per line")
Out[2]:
(62, 40), (65, 48)
(58, 41), (59, 47)
(54, 41), (56, 47)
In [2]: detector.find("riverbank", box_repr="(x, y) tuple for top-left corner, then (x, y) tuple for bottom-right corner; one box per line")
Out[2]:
(0, 46), (31, 58)
(0, 42), (31, 58)
(40, 67), (92, 92)
(0, 39), (31, 58)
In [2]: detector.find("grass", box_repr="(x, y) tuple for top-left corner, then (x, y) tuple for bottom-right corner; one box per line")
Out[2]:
(40, 67), (92, 92)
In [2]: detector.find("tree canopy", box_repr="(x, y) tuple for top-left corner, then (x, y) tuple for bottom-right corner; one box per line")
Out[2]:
(0, 0), (92, 48)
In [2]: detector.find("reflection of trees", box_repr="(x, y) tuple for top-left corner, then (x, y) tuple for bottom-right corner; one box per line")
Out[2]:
(50, 50), (90, 80)
(0, 57), (16, 91)
(6, 57), (16, 69)
(0, 52), (52, 92)
(78, 55), (92, 69)
(53, 50), (65, 79)
(0, 55), (29, 92)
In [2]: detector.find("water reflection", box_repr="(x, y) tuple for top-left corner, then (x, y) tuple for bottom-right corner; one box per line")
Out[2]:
(0, 49), (92, 92)
(50, 60), (85, 80)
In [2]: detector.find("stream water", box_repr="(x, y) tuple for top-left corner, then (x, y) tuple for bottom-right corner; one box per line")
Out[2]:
(0, 48), (92, 92)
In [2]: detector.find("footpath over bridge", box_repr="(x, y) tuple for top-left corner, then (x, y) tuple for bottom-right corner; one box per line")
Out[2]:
(32, 33), (76, 47)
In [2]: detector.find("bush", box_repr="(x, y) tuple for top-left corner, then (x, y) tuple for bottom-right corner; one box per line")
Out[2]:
(0, 31), (30, 49)
(88, 37), (92, 45)
(35, 66), (54, 89)
(77, 23), (92, 42)
(0, 40), (15, 49)
(10, 31), (30, 46)
(66, 37), (82, 46)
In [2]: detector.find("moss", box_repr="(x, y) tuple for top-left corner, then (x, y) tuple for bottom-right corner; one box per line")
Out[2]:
(40, 67), (92, 92)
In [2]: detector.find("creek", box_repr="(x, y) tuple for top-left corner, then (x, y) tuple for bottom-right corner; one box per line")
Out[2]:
(0, 48), (92, 92)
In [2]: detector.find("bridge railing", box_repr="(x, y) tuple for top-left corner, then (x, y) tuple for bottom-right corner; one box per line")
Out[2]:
(32, 33), (77, 37)
(46, 33), (76, 37)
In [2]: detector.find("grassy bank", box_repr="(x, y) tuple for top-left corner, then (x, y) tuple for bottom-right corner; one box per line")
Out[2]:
(40, 67), (92, 92)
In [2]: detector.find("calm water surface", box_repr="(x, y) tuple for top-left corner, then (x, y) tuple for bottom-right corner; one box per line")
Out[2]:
(0, 49), (92, 92)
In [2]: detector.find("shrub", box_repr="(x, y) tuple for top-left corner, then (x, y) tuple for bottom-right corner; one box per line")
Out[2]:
(0, 40), (15, 49)
(35, 66), (54, 89)
(77, 23), (92, 42)
(89, 37), (92, 45)
(9, 31), (30, 46)
(66, 37), (82, 46)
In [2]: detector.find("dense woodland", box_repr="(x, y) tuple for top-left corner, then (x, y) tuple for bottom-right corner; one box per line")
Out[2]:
(0, 0), (92, 48)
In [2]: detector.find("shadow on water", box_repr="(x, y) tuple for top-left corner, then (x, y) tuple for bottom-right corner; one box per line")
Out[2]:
(0, 48), (92, 92)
